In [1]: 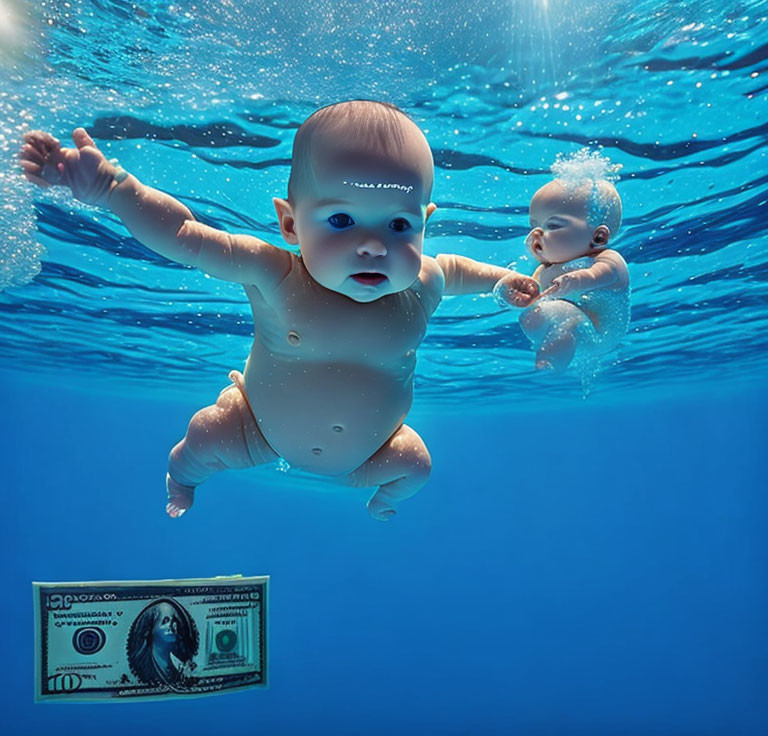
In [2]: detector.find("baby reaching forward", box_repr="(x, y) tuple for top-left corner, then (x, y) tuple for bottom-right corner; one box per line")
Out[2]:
(496, 151), (630, 373)
(20, 100), (539, 521)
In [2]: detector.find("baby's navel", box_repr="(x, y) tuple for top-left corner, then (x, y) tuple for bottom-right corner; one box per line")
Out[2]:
(311, 447), (323, 456)
(287, 330), (301, 346)
(332, 424), (344, 433)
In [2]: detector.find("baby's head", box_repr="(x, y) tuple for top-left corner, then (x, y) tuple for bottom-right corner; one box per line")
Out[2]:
(274, 100), (436, 302)
(527, 149), (622, 266)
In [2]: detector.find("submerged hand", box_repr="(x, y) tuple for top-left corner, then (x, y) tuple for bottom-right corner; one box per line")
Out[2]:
(19, 130), (64, 188)
(493, 272), (540, 308)
(20, 127), (119, 207)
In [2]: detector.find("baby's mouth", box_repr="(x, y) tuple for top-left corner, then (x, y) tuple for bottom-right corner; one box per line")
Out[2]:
(352, 272), (388, 286)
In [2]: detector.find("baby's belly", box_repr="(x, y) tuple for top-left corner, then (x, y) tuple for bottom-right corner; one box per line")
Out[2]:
(243, 354), (414, 477)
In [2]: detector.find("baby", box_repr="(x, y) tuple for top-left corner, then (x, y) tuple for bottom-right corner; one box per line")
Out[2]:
(495, 150), (630, 373)
(20, 100), (539, 520)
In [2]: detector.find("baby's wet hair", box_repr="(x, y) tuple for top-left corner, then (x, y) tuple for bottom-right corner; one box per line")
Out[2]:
(551, 148), (623, 235)
(287, 100), (432, 204)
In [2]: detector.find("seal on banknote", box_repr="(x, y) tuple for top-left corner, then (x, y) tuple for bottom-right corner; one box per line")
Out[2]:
(72, 626), (107, 655)
(126, 598), (199, 689)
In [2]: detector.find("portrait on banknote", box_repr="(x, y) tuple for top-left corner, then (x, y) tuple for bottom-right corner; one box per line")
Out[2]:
(126, 598), (199, 689)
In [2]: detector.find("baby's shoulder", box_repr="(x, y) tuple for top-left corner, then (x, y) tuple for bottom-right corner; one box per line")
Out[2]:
(593, 249), (629, 287)
(412, 256), (445, 317)
(594, 248), (628, 271)
(418, 255), (445, 288)
(408, 256), (445, 318)
(593, 248), (627, 265)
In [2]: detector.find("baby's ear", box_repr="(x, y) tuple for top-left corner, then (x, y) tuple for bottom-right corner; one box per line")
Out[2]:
(425, 202), (438, 221)
(273, 197), (298, 245)
(590, 224), (610, 247)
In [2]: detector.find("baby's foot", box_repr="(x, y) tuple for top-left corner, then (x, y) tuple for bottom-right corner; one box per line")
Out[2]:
(536, 333), (576, 373)
(166, 473), (195, 518)
(366, 494), (397, 522)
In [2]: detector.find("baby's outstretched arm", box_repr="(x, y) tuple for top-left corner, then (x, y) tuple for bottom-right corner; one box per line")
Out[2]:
(538, 250), (629, 300)
(435, 253), (539, 306)
(20, 128), (290, 288)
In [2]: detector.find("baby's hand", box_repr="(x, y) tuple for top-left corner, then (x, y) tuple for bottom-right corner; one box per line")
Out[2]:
(493, 272), (540, 308)
(538, 273), (577, 300)
(20, 128), (118, 207)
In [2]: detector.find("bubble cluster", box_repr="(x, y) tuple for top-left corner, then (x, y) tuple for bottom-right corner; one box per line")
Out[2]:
(0, 212), (44, 290)
(550, 147), (622, 187)
(0, 97), (45, 291)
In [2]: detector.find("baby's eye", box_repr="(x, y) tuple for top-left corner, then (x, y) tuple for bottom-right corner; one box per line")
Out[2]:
(546, 223), (562, 230)
(328, 213), (354, 229)
(390, 218), (411, 232)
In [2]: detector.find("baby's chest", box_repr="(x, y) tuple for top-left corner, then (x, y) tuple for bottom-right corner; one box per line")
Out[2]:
(253, 288), (427, 362)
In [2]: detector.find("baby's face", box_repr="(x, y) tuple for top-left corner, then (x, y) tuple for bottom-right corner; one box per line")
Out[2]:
(527, 181), (593, 265)
(291, 158), (433, 302)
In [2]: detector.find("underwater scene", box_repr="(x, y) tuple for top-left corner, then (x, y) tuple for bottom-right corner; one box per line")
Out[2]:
(1, 0), (767, 733)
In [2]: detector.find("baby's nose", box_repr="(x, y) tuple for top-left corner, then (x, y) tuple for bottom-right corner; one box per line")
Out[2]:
(525, 228), (543, 248)
(356, 236), (387, 257)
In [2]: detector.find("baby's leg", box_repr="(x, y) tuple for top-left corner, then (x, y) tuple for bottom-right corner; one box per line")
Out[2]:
(520, 300), (590, 372)
(536, 326), (578, 372)
(519, 303), (552, 345)
(166, 382), (278, 518)
(343, 424), (432, 521)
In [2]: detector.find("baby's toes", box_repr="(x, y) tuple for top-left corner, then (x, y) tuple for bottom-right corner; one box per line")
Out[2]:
(166, 474), (195, 519)
(166, 502), (187, 518)
(366, 496), (397, 522)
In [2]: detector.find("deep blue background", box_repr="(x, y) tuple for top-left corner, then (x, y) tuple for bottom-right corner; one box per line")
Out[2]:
(3, 376), (766, 735)
(1, 0), (767, 732)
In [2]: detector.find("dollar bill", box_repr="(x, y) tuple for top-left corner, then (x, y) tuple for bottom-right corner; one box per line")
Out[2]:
(33, 575), (268, 702)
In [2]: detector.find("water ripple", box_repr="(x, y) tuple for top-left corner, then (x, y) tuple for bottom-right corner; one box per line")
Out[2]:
(1, 0), (766, 409)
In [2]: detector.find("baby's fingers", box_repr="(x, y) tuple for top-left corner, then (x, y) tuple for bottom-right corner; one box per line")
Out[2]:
(20, 158), (42, 176)
(506, 289), (536, 307)
(23, 130), (60, 152)
(20, 143), (45, 166)
(20, 166), (53, 188)
(20, 156), (62, 187)
(538, 284), (559, 300)
(72, 127), (96, 149)
(516, 292), (538, 307)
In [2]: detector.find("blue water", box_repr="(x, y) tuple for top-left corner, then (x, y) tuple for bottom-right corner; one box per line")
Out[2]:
(1, 0), (767, 733)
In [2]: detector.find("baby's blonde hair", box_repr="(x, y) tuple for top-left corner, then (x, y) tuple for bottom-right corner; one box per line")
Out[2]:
(287, 100), (433, 204)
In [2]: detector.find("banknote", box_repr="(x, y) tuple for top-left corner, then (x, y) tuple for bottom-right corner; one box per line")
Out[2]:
(33, 575), (268, 702)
